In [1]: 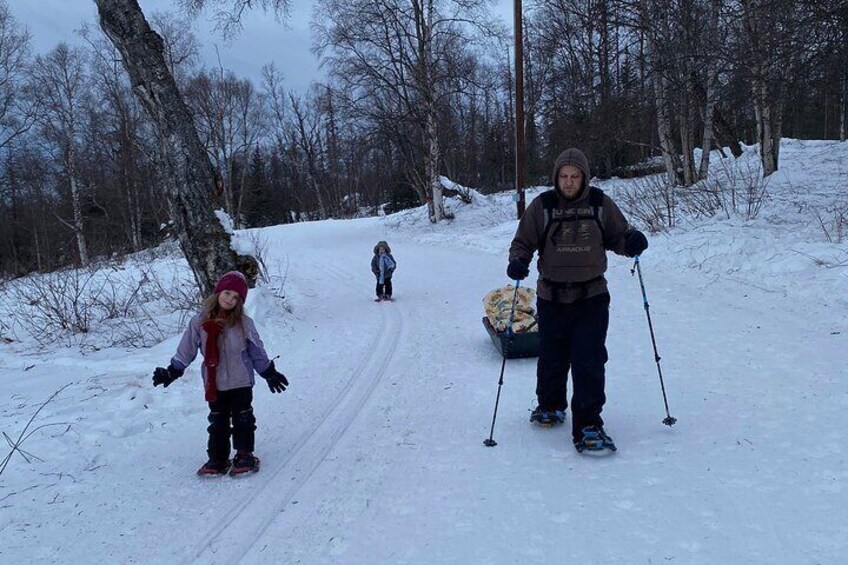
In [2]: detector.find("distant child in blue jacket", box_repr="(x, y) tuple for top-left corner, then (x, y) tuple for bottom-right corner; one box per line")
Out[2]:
(370, 240), (396, 301)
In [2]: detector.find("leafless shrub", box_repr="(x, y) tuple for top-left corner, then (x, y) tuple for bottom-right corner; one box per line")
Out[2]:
(142, 265), (201, 327)
(101, 314), (166, 349)
(265, 256), (289, 302)
(813, 205), (847, 243)
(5, 268), (99, 345)
(673, 181), (724, 219)
(681, 157), (769, 220)
(2, 263), (199, 348)
(619, 156), (770, 231)
(91, 272), (146, 320)
(619, 175), (676, 232)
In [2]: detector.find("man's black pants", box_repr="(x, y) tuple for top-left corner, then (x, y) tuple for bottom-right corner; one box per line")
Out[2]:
(536, 293), (610, 439)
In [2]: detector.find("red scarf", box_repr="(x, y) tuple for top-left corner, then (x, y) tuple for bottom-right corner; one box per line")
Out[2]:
(201, 320), (224, 402)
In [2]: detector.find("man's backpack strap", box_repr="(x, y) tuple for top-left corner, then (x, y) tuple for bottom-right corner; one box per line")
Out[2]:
(588, 186), (605, 241)
(538, 190), (559, 256)
(538, 187), (605, 255)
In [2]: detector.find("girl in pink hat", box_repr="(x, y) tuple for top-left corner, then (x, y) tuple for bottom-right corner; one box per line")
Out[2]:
(153, 271), (289, 476)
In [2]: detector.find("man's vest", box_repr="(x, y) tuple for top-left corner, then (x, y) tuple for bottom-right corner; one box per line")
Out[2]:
(538, 186), (605, 255)
(537, 187), (606, 299)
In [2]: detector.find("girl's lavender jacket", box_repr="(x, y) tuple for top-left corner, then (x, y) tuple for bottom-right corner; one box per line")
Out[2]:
(170, 312), (272, 391)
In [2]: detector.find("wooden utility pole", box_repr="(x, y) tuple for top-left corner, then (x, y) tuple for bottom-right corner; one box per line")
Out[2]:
(514, 0), (526, 218)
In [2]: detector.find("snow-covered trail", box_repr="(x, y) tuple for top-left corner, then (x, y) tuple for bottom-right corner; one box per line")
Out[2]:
(0, 213), (843, 565)
(210, 221), (843, 564)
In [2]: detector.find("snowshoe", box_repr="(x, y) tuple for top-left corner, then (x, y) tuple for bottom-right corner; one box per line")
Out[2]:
(197, 458), (231, 476)
(230, 452), (260, 476)
(374, 296), (383, 302)
(529, 406), (566, 427)
(573, 426), (617, 453)
(382, 296), (395, 302)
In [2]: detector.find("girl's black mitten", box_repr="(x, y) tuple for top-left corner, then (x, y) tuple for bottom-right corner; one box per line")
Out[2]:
(260, 361), (289, 393)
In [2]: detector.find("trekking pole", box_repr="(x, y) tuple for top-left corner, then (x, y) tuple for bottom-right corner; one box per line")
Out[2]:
(631, 256), (677, 427)
(484, 280), (521, 447)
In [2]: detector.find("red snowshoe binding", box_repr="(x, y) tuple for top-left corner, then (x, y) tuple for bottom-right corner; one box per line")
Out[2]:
(230, 452), (260, 475)
(197, 457), (231, 476)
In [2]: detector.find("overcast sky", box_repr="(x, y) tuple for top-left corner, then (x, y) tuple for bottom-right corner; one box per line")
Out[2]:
(8, 0), (514, 94)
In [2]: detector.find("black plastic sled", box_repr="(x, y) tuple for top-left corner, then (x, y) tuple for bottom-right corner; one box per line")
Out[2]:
(482, 317), (539, 359)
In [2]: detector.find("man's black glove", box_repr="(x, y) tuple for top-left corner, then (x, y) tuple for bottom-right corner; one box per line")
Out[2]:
(624, 230), (648, 257)
(506, 257), (530, 280)
(153, 365), (184, 387)
(260, 361), (288, 393)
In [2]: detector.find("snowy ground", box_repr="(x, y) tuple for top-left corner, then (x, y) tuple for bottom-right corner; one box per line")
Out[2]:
(1, 140), (846, 564)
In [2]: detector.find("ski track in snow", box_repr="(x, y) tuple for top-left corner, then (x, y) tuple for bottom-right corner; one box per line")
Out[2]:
(192, 261), (405, 564)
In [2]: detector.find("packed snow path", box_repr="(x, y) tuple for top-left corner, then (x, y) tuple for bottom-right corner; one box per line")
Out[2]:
(1, 206), (844, 564)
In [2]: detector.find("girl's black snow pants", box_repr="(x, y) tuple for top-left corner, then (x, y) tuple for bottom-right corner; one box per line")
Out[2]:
(206, 386), (256, 461)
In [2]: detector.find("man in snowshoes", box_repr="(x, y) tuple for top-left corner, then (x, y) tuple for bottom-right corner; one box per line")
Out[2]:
(507, 148), (648, 451)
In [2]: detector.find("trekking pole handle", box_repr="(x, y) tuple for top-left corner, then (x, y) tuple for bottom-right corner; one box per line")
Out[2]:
(505, 280), (520, 337)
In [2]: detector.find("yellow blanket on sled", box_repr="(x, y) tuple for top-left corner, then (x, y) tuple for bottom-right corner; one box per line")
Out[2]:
(483, 286), (538, 333)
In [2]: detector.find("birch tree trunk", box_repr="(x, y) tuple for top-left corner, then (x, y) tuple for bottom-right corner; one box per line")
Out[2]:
(121, 126), (143, 251)
(840, 74), (847, 141)
(33, 224), (42, 272)
(94, 0), (240, 295)
(753, 77), (780, 176)
(426, 108), (445, 222)
(130, 181), (142, 251)
(640, 0), (683, 186)
(699, 0), (721, 179)
(739, 0), (783, 177)
(234, 89), (259, 226)
(236, 144), (249, 226)
(420, 0), (446, 223)
(677, 0), (697, 186)
(678, 93), (696, 186)
(699, 68), (717, 178)
(67, 146), (90, 266)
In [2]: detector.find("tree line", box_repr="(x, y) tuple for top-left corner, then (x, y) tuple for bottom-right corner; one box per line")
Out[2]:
(0, 0), (845, 280)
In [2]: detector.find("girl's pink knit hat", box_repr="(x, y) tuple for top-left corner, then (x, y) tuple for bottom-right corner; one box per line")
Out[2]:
(214, 271), (248, 303)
